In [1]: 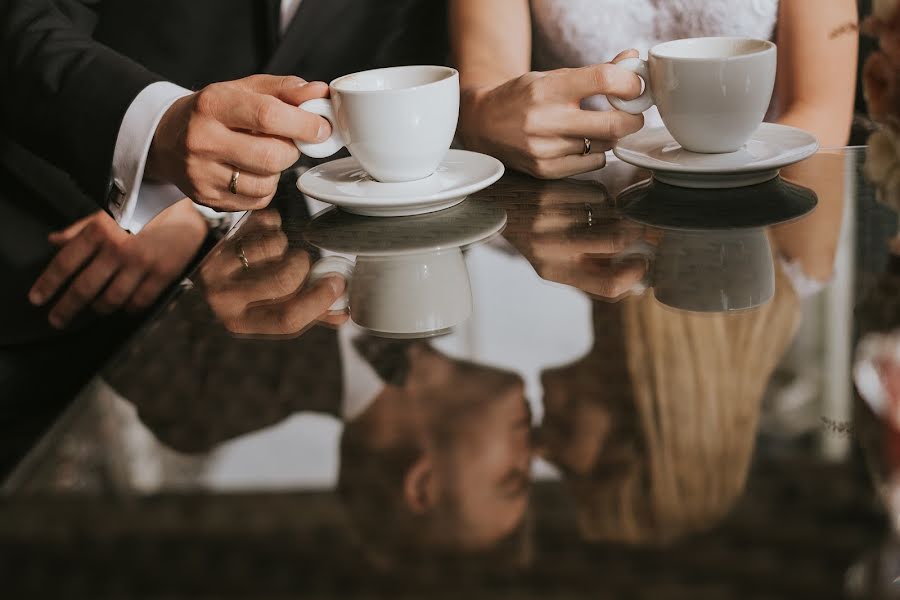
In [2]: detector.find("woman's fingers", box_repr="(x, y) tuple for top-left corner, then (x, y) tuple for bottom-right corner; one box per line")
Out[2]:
(611, 48), (640, 63)
(546, 61), (644, 103)
(525, 152), (608, 179)
(539, 255), (649, 300)
(555, 107), (644, 141)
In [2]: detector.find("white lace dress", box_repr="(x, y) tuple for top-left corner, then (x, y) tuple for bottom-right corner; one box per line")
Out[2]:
(531, 0), (780, 126)
(531, 0), (830, 297)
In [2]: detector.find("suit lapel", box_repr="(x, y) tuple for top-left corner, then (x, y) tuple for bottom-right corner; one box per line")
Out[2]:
(264, 0), (349, 74)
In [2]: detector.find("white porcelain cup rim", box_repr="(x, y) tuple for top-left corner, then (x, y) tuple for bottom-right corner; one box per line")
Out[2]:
(608, 37), (776, 115)
(330, 65), (458, 94)
(295, 65), (459, 160)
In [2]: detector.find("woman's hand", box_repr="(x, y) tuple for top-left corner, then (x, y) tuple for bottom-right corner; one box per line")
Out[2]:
(197, 210), (348, 336)
(28, 199), (208, 328)
(458, 50), (644, 179)
(501, 178), (652, 300)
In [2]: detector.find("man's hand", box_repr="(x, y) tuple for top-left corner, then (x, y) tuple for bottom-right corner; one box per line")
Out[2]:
(459, 50), (644, 179)
(146, 75), (332, 212)
(28, 200), (208, 328)
(197, 210), (348, 336)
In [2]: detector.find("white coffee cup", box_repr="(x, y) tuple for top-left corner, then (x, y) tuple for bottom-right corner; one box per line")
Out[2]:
(652, 228), (775, 313)
(295, 65), (460, 183)
(609, 37), (777, 154)
(308, 251), (472, 338)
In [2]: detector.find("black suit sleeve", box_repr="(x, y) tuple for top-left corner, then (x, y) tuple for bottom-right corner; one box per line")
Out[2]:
(0, 0), (164, 205)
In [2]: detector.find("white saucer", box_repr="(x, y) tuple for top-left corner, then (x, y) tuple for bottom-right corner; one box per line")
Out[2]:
(613, 123), (819, 189)
(305, 200), (507, 257)
(297, 149), (505, 217)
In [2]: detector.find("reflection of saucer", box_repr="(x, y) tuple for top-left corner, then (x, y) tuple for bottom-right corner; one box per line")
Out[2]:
(304, 199), (507, 256)
(297, 149), (505, 217)
(613, 124), (819, 189)
(617, 176), (817, 230)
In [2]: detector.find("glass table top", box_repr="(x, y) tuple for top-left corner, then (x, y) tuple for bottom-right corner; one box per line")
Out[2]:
(2, 147), (899, 598)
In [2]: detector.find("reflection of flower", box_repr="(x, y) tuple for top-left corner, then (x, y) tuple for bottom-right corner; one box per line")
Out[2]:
(866, 129), (900, 212)
(863, 51), (900, 126)
(855, 330), (900, 429)
(863, 0), (900, 215)
(867, 0), (900, 63)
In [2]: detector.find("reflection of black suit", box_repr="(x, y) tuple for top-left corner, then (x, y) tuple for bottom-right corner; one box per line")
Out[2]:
(0, 0), (448, 341)
(0, 1), (447, 471)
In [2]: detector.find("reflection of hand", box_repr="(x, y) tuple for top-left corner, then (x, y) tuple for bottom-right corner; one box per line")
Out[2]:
(147, 75), (331, 212)
(198, 210), (347, 335)
(503, 180), (652, 300)
(28, 200), (207, 328)
(459, 51), (644, 179)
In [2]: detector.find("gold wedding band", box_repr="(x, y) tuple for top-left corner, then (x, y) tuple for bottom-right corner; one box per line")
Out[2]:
(236, 240), (250, 269)
(582, 138), (592, 156)
(585, 203), (594, 227)
(229, 169), (240, 195)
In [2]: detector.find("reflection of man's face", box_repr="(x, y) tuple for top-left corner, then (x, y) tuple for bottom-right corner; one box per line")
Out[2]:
(430, 374), (532, 549)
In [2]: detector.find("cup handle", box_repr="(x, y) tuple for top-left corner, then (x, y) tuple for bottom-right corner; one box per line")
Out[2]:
(608, 58), (655, 115)
(295, 98), (347, 159)
(308, 256), (354, 312)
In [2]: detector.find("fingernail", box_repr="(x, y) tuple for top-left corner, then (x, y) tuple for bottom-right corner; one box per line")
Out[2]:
(316, 122), (330, 141)
(48, 314), (65, 329)
(28, 289), (44, 306)
(325, 275), (346, 296)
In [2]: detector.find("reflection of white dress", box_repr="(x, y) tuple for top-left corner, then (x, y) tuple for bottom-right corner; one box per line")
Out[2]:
(531, 0), (780, 126)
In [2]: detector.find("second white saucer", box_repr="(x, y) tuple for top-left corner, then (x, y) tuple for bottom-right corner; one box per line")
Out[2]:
(613, 123), (819, 189)
(297, 149), (505, 217)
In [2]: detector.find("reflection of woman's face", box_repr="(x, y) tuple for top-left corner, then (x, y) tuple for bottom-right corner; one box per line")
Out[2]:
(430, 370), (532, 549)
(539, 360), (638, 480)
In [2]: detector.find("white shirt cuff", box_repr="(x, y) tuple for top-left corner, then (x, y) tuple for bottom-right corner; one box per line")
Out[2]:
(109, 81), (193, 233)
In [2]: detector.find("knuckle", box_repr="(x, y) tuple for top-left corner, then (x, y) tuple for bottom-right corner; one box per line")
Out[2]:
(262, 233), (288, 259)
(589, 65), (612, 91)
(254, 143), (279, 174)
(55, 254), (82, 275)
(529, 159), (555, 179)
(70, 282), (92, 303)
(184, 121), (209, 154)
(524, 77), (545, 104)
(130, 249), (151, 270)
(263, 176), (280, 197)
(102, 287), (128, 307)
(194, 86), (220, 116)
(521, 110), (543, 136)
(254, 97), (280, 131)
(249, 196), (272, 210)
(523, 137), (541, 158)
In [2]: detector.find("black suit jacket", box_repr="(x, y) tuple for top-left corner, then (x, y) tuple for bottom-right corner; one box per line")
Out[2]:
(0, 0), (448, 343)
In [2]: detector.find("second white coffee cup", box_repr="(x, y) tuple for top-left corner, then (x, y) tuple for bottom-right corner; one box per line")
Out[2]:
(609, 37), (777, 154)
(296, 65), (460, 183)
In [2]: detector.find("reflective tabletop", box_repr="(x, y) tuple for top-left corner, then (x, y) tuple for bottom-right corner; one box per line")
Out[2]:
(3, 147), (900, 598)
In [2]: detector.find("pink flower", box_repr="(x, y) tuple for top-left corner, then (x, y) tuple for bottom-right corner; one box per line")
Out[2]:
(864, 50), (900, 123)
(865, 0), (900, 66)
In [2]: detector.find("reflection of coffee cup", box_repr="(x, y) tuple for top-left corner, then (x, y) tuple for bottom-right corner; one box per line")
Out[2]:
(295, 65), (459, 182)
(350, 250), (472, 337)
(610, 37), (776, 153)
(309, 251), (472, 338)
(652, 228), (775, 313)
